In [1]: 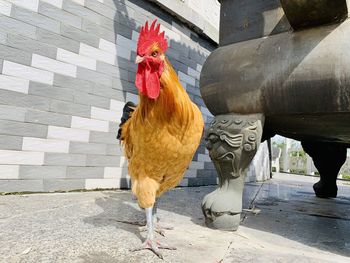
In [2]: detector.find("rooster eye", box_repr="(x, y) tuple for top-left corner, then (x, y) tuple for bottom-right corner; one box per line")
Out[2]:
(151, 51), (158, 57)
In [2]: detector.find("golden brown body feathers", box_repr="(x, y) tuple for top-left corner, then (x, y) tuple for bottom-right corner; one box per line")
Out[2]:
(121, 58), (204, 208)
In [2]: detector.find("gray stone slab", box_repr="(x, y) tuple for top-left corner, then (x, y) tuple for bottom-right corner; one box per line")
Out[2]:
(0, 15), (36, 39)
(82, 19), (115, 43)
(43, 179), (85, 192)
(189, 49), (206, 64)
(105, 144), (123, 156)
(25, 109), (72, 128)
(19, 166), (67, 179)
(0, 179), (43, 193)
(11, 6), (60, 34)
(169, 40), (189, 57)
(77, 67), (113, 87)
(193, 95), (205, 107)
(73, 91), (110, 109)
(89, 131), (118, 144)
(44, 153), (87, 166)
(186, 84), (201, 97)
(36, 28), (80, 53)
(0, 89), (50, 111)
(0, 119), (48, 138)
(96, 62), (129, 81)
(0, 105), (26, 122)
(53, 74), (94, 93)
(6, 33), (57, 60)
(112, 78), (133, 92)
(0, 134), (23, 150)
(108, 121), (119, 133)
(61, 23), (99, 47)
(168, 58), (188, 75)
(39, 2), (82, 29)
(66, 167), (105, 178)
(0, 44), (32, 65)
(115, 56), (136, 72)
(84, 0), (115, 20)
(69, 142), (107, 155)
(29, 82), (74, 102)
(62, 0), (104, 25)
(91, 84), (125, 101)
(0, 32), (6, 44)
(86, 154), (120, 167)
(178, 54), (198, 69)
(50, 100), (91, 118)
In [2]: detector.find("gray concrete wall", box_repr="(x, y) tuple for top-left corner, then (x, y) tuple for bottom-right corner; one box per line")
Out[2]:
(0, 0), (218, 192)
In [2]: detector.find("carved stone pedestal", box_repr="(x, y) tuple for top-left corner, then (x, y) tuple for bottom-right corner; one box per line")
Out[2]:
(202, 113), (264, 230)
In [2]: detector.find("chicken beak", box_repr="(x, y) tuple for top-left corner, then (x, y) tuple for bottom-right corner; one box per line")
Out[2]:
(135, 55), (144, 64)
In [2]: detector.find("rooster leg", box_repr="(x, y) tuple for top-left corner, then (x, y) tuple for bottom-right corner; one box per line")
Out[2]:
(139, 201), (174, 236)
(132, 206), (176, 259)
(153, 201), (174, 235)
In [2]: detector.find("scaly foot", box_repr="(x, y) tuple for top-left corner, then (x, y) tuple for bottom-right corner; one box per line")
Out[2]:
(131, 238), (176, 259)
(139, 222), (174, 236)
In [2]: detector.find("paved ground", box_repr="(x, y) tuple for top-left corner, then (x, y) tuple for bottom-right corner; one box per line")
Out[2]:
(1, 173), (350, 263)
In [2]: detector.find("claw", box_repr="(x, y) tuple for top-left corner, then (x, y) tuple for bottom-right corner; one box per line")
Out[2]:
(131, 239), (176, 259)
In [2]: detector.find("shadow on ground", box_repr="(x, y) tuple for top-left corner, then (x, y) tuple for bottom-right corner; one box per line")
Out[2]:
(240, 175), (350, 258)
(84, 175), (350, 259)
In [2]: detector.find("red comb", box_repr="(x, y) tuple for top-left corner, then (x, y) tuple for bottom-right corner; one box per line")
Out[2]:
(137, 19), (168, 55)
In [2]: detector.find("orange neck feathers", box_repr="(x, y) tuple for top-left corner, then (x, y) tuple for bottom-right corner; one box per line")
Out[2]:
(138, 57), (193, 125)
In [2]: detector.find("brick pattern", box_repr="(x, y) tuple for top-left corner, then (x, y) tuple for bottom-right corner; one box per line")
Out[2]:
(0, 0), (217, 192)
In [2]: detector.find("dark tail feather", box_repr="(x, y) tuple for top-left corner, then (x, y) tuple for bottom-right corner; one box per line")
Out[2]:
(117, 101), (137, 140)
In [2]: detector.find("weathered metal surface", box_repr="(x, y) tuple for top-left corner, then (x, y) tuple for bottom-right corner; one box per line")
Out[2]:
(280, 0), (348, 30)
(200, 20), (350, 143)
(200, 0), (350, 230)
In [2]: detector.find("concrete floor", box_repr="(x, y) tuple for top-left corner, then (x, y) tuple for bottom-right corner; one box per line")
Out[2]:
(1, 173), (350, 262)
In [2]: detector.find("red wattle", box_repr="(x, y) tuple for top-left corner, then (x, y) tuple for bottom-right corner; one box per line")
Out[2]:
(135, 61), (161, 99)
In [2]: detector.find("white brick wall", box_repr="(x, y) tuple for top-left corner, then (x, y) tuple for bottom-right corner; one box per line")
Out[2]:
(178, 71), (196, 86)
(8, 0), (39, 12)
(131, 30), (139, 42)
(2, 60), (54, 85)
(188, 67), (200, 79)
(57, 48), (97, 71)
(189, 161), (205, 170)
(48, 126), (90, 142)
(32, 54), (77, 78)
(91, 107), (120, 122)
(0, 165), (19, 179)
(116, 45), (131, 60)
(198, 153), (212, 162)
(160, 24), (181, 42)
(0, 74), (29, 94)
(41, 0), (63, 8)
(0, 150), (44, 165)
(71, 116), (109, 132)
(104, 167), (127, 178)
(0, 0), (12, 16)
(80, 43), (115, 65)
(71, 0), (84, 5)
(99, 39), (117, 55)
(22, 137), (70, 153)
(116, 35), (136, 51)
(110, 99), (125, 113)
(85, 178), (119, 189)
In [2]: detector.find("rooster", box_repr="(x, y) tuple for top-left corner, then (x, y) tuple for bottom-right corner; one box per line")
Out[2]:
(118, 20), (204, 258)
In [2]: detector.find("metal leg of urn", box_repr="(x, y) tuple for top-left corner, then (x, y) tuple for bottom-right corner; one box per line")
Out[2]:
(202, 114), (264, 230)
(301, 141), (347, 198)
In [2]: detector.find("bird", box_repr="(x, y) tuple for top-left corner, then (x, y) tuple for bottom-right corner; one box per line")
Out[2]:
(118, 19), (204, 259)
